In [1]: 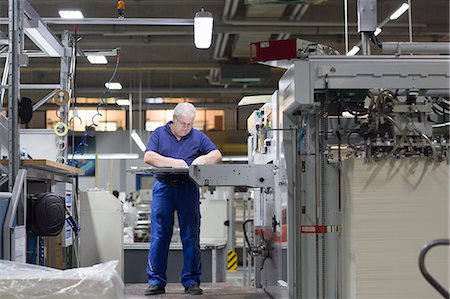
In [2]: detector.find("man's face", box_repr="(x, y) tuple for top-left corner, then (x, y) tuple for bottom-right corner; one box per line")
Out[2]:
(172, 113), (195, 137)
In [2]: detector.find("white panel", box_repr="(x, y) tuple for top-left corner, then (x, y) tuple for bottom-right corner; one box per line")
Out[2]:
(200, 199), (227, 241)
(341, 158), (449, 299)
(19, 129), (58, 161)
(80, 191), (124, 278)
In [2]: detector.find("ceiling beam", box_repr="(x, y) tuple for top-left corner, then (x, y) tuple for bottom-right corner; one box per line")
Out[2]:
(75, 87), (276, 95)
(20, 62), (220, 72)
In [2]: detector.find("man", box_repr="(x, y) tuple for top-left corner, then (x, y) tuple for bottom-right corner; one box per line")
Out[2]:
(143, 103), (222, 296)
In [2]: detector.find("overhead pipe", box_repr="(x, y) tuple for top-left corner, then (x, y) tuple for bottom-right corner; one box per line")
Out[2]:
(20, 63), (220, 72)
(0, 18), (194, 26)
(74, 86), (276, 95)
(381, 42), (450, 55)
(221, 19), (424, 28)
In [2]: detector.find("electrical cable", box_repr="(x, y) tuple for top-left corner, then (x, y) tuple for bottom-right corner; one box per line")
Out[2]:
(297, 113), (309, 154)
(68, 49), (121, 166)
(92, 49), (121, 126)
(382, 114), (414, 152)
(243, 219), (254, 255)
(369, 32), (383, 49)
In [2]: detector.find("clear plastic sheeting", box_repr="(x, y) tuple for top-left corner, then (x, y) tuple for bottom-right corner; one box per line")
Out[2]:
(0, 260), (124, 299)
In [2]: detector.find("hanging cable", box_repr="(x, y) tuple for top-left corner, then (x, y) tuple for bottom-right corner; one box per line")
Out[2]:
(68, 49), (121, 166)
(297, 113), (309, 155)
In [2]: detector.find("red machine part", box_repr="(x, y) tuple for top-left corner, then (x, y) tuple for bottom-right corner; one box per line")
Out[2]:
(250, 39), (298, 63)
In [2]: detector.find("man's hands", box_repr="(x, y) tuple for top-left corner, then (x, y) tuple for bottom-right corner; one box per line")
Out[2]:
(192, 150), (222, 165)
(145, 150), (221, 168)
(145, 151), (188, 168)
(172, 158), (188, 168)
(191, 156), (204, 165)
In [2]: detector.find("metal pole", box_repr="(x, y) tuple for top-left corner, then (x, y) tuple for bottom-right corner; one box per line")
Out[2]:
(228, 190), (235, 251)
(60, 31), (71, 161)
(243, 195), (247, 286)
(344, 0), (349, 54)
(0, 54), (10, 110)
(8, 0), (21, 192)
(361, 32), (371, 55)
(32, 90), (56, 111)
(408, 0), (413, 42)
(129, 92), (133, 152)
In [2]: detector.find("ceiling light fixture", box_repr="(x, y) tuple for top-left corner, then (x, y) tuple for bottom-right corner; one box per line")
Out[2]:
(389, 3), (409, 20)
(116, 99), (130, 106)
(131, 130), (147, 152)
(58, 10), (84, 19)
(24, 19), (64, 57)
(346, 46), (360, 56)
(145, 97), (164, 104)
(374, 27), (382, 36)
(105, 82), (122, 90)
(87, 55), (108, 64)
(194, 8), (213, 49)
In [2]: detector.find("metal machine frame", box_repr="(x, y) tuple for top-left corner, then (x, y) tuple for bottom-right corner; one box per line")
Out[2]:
(246, 55), (450, 299)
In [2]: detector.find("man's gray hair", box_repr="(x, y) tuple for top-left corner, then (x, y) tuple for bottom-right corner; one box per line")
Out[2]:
(173, 102), (196, 119)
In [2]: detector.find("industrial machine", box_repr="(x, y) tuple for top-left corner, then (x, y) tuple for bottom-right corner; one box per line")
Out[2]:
(244, 54), (450, 299)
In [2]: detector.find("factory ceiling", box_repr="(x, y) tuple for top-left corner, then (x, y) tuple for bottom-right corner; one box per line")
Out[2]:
(0, 0), (448, 108)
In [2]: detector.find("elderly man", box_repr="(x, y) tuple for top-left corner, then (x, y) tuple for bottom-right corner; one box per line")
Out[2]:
(144, 103), (222, 296)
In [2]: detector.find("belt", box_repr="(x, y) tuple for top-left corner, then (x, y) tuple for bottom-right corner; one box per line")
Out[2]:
(158, 179), (187, 186)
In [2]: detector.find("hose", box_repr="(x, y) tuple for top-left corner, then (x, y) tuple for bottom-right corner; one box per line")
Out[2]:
(243, 219), (254, 255)
(382, 114), (414, 151)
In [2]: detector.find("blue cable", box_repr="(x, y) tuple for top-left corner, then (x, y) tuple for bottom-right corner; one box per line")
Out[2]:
(68, 50), (121, 167)
(297, 114), (309, 154)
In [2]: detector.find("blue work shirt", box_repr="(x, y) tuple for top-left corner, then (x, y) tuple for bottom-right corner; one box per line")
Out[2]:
(146, 121), (218, 180)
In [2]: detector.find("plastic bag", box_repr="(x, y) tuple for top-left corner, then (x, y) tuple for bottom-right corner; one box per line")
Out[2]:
(0, 260), (124, 299)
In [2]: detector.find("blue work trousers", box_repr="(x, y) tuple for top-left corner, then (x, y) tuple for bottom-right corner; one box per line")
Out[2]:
(147, 180), (201, 288)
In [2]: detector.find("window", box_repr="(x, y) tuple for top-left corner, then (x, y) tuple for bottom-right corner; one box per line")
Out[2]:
(145, 109), (224, 131)
(46, 109), (126, 132)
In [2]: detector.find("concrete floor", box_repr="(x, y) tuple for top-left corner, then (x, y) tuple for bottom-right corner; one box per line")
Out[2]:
(124, 283), (270, 299)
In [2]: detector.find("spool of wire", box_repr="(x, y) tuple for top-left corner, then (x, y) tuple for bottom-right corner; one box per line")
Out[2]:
(27, 192), (65, 236)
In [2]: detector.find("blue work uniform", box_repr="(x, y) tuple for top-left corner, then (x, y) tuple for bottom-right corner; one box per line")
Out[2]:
(145, 121), (218, 288)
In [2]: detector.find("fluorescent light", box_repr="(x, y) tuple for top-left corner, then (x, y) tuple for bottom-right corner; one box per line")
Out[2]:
(105, 82), (122, 90)
(116, 99), (130, 106)
(194, 8), (213, 49)
(58, 10), (84, 19)
(73, 153), (139, 160)
(24, 19), (63, 57)
(145, 97), (164, 104)
(374, 27), (382, 36)
(346, 46), (360, 56)
(389, 3), (409, 20)
(87, 55), (108, 64)
(131, 130), (147, 152)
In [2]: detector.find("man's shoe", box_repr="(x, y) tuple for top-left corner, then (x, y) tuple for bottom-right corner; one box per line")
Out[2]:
(185, 284), (203, 295)
(144, 284), (165, 296)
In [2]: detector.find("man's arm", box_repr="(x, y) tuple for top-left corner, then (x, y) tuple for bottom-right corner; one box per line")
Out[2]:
(144, 151), (188, 168)
(191, 149), (222, 165)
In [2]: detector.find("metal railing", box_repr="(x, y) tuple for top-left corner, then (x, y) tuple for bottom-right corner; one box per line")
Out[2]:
(418, 239), (450, 298)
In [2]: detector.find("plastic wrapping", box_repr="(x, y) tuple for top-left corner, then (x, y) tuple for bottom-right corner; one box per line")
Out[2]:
(0, 260), (124, 299)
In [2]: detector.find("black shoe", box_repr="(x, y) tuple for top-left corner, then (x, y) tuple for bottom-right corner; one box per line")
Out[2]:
(185, 284), (203, 295)
(144, 284), (165, 296)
